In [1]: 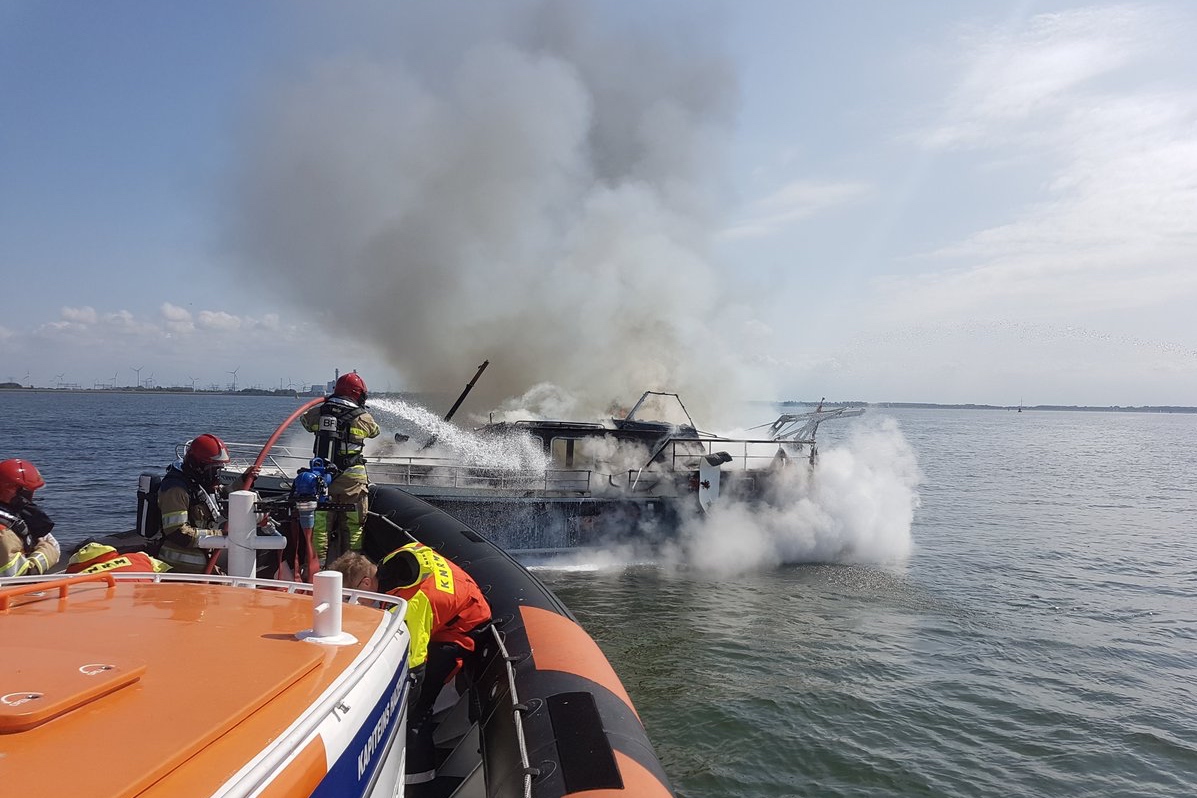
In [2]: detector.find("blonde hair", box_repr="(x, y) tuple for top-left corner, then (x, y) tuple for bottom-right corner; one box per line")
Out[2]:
(328, 551), (376, 589)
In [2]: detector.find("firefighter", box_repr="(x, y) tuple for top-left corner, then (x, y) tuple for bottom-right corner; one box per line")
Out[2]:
(300, 371), (380, 565)
(156, 433), (230, 573)
(0, 458), (60, 578)
(377, 542), (492, 788)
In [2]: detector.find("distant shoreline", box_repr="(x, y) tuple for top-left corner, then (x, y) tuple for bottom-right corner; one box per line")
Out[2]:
(0, 386), (319, 398)
(3, 386), (1193, 414)
(778, 400), (1197, 414)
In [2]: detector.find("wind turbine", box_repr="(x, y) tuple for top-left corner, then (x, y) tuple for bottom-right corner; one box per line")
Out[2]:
(187, 375), (198, 391)
(54, 373), (65, 389)
(132, 366), (143, 389)
(227, 367), (240, 393)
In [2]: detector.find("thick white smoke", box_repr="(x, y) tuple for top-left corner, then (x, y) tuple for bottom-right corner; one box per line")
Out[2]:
(670, 415), (921, 574)
(224, 4), (923, 575)
(225, 2), (755, 423)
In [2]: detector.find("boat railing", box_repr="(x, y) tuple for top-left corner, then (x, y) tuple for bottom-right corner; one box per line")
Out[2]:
(754, 406), (866, 441)
(223, 442), (593, 495)
(659, 436), (815, 473)
(368, 461), (593, 494)
(224, 434), (820, 497)
(223, 442), (312, 480)
(0, 571), (407, 611)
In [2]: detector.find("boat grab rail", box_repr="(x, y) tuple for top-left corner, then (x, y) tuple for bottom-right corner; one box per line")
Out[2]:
(225, 440), (541, 475)
(663, 437), (814, 472)
(221, 442), (591, 493)
(0, 571), (117, 610)
(0, 571), (406, 610)
(222, 441), (310, 479)
(367, 461), (593, 494)
(486, 623), (534, 798)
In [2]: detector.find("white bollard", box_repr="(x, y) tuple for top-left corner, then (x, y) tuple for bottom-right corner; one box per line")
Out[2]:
(313, 570), (342, 637)
(226, 490), (259, 579)
(297, 570), (358, 645)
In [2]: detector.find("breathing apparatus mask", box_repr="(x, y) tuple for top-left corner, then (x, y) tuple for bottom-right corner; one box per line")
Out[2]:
(188, 463), (224, 491)
(8, 487), (35, 511)
(7, 495), (55, 545)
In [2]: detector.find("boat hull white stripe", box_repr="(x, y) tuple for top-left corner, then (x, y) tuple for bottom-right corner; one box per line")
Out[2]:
(311, 661), (410, 798)
(205, 607), (410, 798)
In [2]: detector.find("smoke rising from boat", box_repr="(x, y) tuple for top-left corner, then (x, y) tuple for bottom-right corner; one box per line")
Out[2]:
(671, 416), (920, 573)
(225, 3), (755, 423)
(522, 414), (921, 573)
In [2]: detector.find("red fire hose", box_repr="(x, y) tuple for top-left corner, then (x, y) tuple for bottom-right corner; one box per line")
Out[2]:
(204, 397), (326, 575)
(240, 397), (325, 491)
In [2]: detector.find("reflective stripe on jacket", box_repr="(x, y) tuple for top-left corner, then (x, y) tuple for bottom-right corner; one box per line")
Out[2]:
(0, 509), (57, 577)
(158, 468), (220, 541)
(401, 591), (436, 668)
(301, 398), (381, 478)
(66, 542), (170, 575)
(385, 543), (491, 655)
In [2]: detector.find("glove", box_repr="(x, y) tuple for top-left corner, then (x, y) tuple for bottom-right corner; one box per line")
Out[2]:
(20, 502), (55, 539)
(40, 532), (60, 557)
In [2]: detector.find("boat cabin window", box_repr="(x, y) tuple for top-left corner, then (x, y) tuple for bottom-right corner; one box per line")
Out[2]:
(550, 435), (652, 471)
(551, 437), (581, 468)
(550, 436), (620, 469)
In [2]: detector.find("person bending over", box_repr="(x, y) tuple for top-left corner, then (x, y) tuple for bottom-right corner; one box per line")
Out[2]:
(377, 542), (492, 789)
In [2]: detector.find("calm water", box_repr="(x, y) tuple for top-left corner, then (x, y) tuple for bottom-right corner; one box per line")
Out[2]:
(4, 392), (1195, 797)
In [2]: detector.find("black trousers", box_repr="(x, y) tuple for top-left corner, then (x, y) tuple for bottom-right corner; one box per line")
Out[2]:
(406, 642), (464, 776)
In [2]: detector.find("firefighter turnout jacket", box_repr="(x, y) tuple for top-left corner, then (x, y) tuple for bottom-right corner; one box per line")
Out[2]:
(0, 504), (58, 577)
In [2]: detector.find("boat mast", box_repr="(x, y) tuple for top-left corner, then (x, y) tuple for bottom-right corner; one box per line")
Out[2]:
(444, 360), (489, 422)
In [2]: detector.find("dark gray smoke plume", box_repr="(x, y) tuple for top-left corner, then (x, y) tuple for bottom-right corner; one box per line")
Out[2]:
(226, 1), (749, 423)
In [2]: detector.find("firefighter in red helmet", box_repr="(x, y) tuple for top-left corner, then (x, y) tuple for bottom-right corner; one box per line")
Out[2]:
(156, 433), (230, 573)
(0, 458), (60, 578)
(301, 371), (380, 565)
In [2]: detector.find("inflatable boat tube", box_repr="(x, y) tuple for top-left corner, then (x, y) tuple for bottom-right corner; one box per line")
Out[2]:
(364, 483), (675, 798)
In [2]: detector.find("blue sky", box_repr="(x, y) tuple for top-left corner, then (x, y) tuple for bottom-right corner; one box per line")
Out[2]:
(2, 1), (1195, 415)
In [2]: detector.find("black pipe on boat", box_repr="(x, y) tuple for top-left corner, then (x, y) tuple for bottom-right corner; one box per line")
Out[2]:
(443, 359), (489, 423)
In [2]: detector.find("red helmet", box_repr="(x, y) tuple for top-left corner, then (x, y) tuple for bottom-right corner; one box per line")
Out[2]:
(0, 459), (46, 504)
(184, 433), (230, 475)
(334, 371), (368, 404)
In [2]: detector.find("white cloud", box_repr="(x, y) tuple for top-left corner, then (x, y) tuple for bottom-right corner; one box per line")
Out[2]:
(60, 306), (98, 324)
(721, 179), (874, 240)
(922, 6), (1152, 150)
(755, 6), (1197, 406)
(196, 310), (242, 331)
(875, 6), (1197, 326)
(160, 302), (195, 334)
(0, 302), (397, 390)
(254, 313), (281, 331)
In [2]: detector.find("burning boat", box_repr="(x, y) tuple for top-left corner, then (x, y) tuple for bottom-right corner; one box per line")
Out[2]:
(230, 389), (863, 556)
